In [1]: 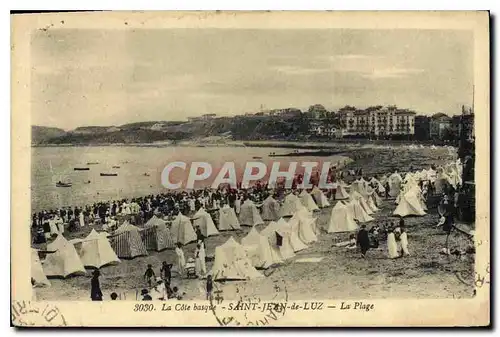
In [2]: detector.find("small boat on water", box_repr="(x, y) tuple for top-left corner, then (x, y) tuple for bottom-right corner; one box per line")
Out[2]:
(252, 156), (263, 160)
(100, 173), (118, 177)
(112, 166), (121, 169)
(56, 181), (72, 187)
(143, 173), (150, 177)
(87, 162), (99, 165)
(74, 167), (90, 171)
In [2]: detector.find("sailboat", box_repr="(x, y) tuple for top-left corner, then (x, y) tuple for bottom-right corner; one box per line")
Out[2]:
(50, 161), (72, 187)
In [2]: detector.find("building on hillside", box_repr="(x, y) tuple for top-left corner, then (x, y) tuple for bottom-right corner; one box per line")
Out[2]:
(307, 104), (328, 119)
(414, 115), (431, 140)
(106, 126), (121, 133)
(150, 123), (165, 131)
(338, 105), (416, 137)
(429, 112), (452, 140)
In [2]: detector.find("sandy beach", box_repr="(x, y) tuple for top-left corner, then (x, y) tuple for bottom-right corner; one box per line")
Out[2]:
(34, 146), (474, 302)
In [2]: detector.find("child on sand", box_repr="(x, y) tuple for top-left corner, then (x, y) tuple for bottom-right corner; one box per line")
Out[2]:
(144, 264), (156, 287)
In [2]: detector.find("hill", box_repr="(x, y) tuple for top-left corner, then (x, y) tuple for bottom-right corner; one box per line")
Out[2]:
(31, 126), (67, 144)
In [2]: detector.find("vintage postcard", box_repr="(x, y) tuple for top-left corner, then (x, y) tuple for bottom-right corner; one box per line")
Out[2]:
(11, 11), (489, 327)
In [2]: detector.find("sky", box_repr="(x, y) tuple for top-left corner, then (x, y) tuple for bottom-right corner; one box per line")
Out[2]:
(31, 29), (474, 130)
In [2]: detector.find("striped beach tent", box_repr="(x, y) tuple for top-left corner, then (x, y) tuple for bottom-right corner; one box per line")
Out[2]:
(142, 215), (175, 251)
(110, 222), (148, 259)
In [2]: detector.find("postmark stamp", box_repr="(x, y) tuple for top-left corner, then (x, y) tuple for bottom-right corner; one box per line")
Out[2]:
(11, 301), (67, 327)
(209, 268), (289, 326)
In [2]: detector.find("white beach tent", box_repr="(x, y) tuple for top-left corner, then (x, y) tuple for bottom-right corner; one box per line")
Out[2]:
(261, 220), (295, 260)
(370, 177), (386, 194)
(211, 237), (263, 281)
(327, 201), (358, 233)
(393, 189), (427, 217)
(261, 195), (281, 221)
(193, 208), (220, 237)
(111, 222), (148, 259)
(311, 187), (330, 208)
(350, 179), (368, 196)
(43, 234), (86, 278)
(76, 229), (120, 268)
(388, 172), (403, 197)
(349, 191), (374, 215)
(366, 195), (379, 213)
(238, 199), (264, 227)
(218, 204), (241, 230)
(347, 200), (374, 223)
(274, 221), (297, 260)
(335, 183), (349, 200)
(289, 209), (318, 244)
(142, 216), (175, 251)
(31, 248), (51, 287)
(241, 227), (283, 268)
(171, 212), (197, 245)
(280, 217), (308, 252)
(370, 190), (383, 207)
(280, 193), (304, 217)
(298, 190), (319, 212)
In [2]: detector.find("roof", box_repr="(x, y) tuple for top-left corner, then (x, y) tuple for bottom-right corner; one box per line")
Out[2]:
(431, 112), (451, 120)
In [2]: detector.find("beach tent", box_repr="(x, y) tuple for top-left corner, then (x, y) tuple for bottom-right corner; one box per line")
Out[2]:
(142, 215), (175, 251)
(238, 199), (264, 227)
(241, 227), (283, 268)
(298, 190), (319, 212)
(193, 208), (220, 237)
(327, 201), (358, 233)
(211, 237), (263, 281)
(289, 210), (317, 244)
(379, 175), (388, 186)
(261, 195), (281, 221)
(171, 213), (197, 245)
(349, 191), (373, 215)
(366, 195), (379, 213)
(350, 179), (368, 196)
(393, 189), (427, 217)
(43, 234), (86, 278)
(218, 204), (241, 230)
(311, 187), (330, 208)
(370, 191), (383, 207)
(280, 217), (308, 252)
(280, 193), (304, 217)
(111, 222), (148, 259)
(73, 229), (120, 268)
(347, 200), (374, 223)
(335, 183), (349, 200)
(31, 249), (50, 287)
(388, 172), (403, 197)
(261, 220), (295, 260)
(434, 169), (453, 194)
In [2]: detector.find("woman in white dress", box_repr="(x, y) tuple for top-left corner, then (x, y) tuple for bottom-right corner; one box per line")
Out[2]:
(387, 227), (399, 259)
(198, 240), (207, 275)
(175, 243), (186, 277)
(400, 226), (410, 256)
(79, 211), (85, 228)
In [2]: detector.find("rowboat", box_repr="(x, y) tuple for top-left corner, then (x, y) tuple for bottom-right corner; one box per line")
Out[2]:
(112, 166), (121, 169)
(74, 167), (90, 171)
(87, 162), (99, 165)
(100, 173), (118, 177)
(56, 181), (72, 187)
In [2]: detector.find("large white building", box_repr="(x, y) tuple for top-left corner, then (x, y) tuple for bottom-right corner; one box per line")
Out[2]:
(338, 106), (416, 137)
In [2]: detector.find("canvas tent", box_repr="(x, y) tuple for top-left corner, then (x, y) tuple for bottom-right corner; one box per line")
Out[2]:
(142, 216), (175, 251)
(298, 190), (319, 212)
(241, 227), (283, 268)
(366, 195), (379, 213)
(261, 220), (295, 260)
(347, 200), (374, 223)
(193, 208), (220, 237)
(261, 195), (280, 221)
(289, 210), (317, 244)
(238, 199), (264, 227)
(73, 229), (120, 268)
(218, 204), (241, 231)
(31, 249), (51, 287)
(370, 177), (386, 194)
(274, 219), (297, 260)
(311, 187), (330, 208)
(335, 183), (349, 200)
(280, 217), (308, 252)
(280, 193), (303, 217)
(211, 237), (263, 281)
(111, 222), (148, 259)
(393, 189), (427, 217)
(327, 201), (358, 233)
(388, 172), (403, 197)
(171, 213), (197, 245)
(43, 234), (86, 278)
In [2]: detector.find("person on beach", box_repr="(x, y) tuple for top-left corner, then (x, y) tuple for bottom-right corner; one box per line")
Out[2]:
(141, 289), (152, 301)
(206, 275), (213, 300)
(90, 270), (103, 301)
(356, 224), (370, 258)
(194, 244), (203, 278)
(110, 292), (118, 300)
(144, 264), (156, 287)
(175, 243), (186, 277)
(387, 227), (399, 259)
(400, 225), (410, 256)
(160, 261), (172, 284)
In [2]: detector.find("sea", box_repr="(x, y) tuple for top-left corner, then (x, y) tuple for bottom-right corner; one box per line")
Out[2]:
(31, 146), (349, 212)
